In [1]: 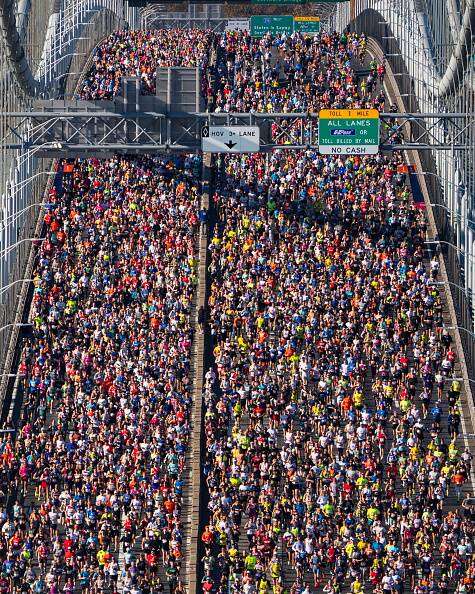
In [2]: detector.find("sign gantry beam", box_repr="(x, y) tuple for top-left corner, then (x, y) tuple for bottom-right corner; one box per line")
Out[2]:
(2, 112), (473, 118)
(2, 110), (474, 155)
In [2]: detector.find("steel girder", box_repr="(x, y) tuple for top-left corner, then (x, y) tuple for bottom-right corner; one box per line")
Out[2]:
(2, 109), (474, 155)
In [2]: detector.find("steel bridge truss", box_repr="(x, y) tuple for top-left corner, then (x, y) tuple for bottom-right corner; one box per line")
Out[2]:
(2, 108), (474, 156)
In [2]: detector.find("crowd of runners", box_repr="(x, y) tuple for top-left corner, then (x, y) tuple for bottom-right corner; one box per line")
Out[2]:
(80, 29), (214, 99)
(0, 27), (210, 594)
(202, 29), (474, 594)
(0, 150), (203, 593)
(0, 25), (472, 594)
(213, 30), (384, 113)
(0, 151), (201, 594)
(0, 30), (221, 594)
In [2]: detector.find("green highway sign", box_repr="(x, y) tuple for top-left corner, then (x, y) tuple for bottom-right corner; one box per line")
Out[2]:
(250, 15), (294, 37)
(294, 16), (320, 34)
(318, 109), (380, 155)
(250, 15), (321, 37)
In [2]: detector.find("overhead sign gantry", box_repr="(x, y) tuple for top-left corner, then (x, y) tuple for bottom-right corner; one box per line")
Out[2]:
(1, 70), (473, 155)
(2, 109), (473, 155)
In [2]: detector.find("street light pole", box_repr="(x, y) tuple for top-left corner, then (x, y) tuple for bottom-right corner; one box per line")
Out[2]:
(7, 170), (54, 194)
(424, 240), (475, 263)
(444, 326), (475, 340)
(56, 72), (81, 80)
(0, 323), (33, 334)
(56, 52), (86, 64)
(0, 237), (46, 260)
(430, 280), (470, 297)
(1, 203), (48, 231)
(415, 171), (468, 227)
(0, 279), (35, 297)
(427, 203), (475, 226)
(446, 377), (475, 384)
